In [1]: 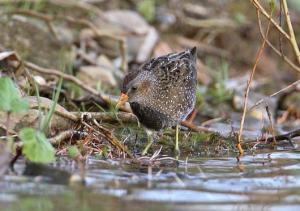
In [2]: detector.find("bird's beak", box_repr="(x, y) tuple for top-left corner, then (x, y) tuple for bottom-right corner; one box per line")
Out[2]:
(116, 92), (129, 109)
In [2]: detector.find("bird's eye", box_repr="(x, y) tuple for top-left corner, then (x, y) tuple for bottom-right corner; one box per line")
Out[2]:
(131, 86), (138, 91)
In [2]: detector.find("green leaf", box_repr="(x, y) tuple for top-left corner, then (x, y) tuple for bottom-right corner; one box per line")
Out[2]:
(67, 146), (79, 158)
(137, 0), (155, 22)
(41, 77), (63, 131)
(0, 77), (29, 113)
(19, 128), (55, 163)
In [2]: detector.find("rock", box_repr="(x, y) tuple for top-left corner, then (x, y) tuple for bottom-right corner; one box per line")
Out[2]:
(33, 75), (47, 86)
(78, 56), (117, 88)
(0, 18), (70, 69)
(104, 10), (150, 35)
(136, 27), (159, 63)
(94, 10), (159, 62)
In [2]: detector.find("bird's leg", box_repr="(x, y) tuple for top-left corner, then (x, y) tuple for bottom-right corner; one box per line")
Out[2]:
(142, 130), (163, 155)
(142, 135), (154, 156)
(186, 109), (197, 123)
(175, 124), (180, 157)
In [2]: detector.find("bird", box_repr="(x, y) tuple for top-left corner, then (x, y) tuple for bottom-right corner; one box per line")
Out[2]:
(116, 47), (197, 155)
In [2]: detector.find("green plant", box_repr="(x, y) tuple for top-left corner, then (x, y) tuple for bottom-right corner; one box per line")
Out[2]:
(0, 77), (29, 139)
(19, 128), (55, 163)
(41, 78), (63, 131)
(0, 77), (29, 114)
(0, 77), (56, 164)
(206, 61), (232, 104)
(137, 0), (155, 22)
(67, 146), (80, 158)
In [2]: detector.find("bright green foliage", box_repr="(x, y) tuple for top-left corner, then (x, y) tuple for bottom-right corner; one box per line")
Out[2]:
(67, 146), (80, 158)
(41, 78), (63, 131)
(206, 62), (232, 104)
(207, 81), (232, 104)
(234, 12), (246, 24)
(19, 128), (55, 163)
(0, 77), (29, 113)
(137, 0), (155, 22)
(269, 0), (276, 11)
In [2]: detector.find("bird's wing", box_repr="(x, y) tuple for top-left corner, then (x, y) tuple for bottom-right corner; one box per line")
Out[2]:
(150, 48), (197, 88)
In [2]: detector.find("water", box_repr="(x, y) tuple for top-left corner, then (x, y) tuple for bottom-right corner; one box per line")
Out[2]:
(1, 150), (300, 210)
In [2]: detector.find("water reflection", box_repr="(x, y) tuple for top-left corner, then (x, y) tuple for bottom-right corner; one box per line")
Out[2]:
(1, 151), (300, 210)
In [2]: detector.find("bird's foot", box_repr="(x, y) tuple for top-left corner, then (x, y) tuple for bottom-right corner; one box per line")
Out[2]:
(141, 141), (153, 156)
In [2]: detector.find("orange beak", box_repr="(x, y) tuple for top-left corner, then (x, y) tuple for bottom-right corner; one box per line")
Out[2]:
(116, 92), (129, 109)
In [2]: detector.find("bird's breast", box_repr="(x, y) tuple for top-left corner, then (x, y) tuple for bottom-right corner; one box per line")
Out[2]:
(129, 102), (176, 131)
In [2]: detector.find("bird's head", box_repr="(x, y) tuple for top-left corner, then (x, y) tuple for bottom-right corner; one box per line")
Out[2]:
(116, 47), (197, 109)
(116, 71), (155, 108)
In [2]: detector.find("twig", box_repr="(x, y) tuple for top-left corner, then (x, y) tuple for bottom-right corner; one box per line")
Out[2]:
(265, 106), (277, 145)
(279, 0), (284, 56)
(49, 130), (88, 145)
(256, 11), (300, 73)
(181, 120), (212, 133)
(8, 9), (59, 38)
(24, 61), (107, 103)
(237, 5), (274, 156)
(92, 119), (131, 156)
(200, 117), (223, 127)
(25, 61), (131, 112)
(257, 128), (300, 143)
(29, 103), (79, 122)
(72, 112), (138, 124)
(248, 79), (300, 112)
(282, 0), (300, 64)
(252, 0), (290, 39)
(252, 0), (300, 71)
(82, 120), (133, 158)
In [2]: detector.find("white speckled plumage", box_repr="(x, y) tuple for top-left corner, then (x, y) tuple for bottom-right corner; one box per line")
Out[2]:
(122, 47), (197, 131)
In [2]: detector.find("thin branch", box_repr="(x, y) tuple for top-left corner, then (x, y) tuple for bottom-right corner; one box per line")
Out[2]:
(257, 128), (300, 143)
(279, 0), (284, 56)
(181, 121), (212, 133)
(24, 61), (106, 103)
(49, 130), (88, 145)
(237, 6), (274, 156)
(257, 14), (300, 73)
(252, 0), (290, 40)
(71, 112), (138, 124)
(82, 120), (133, 158)
(265, 106), (277, 145)
(256, 11), (300, 73)
(282, 0), (300, 64)
(252, 0), (300, 70)
(248, 79), (300, 112)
